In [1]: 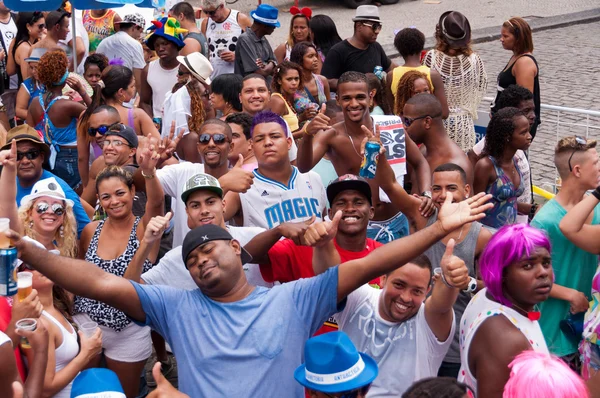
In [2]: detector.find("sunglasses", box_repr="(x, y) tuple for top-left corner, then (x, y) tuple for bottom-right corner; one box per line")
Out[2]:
(205, 4), (222, 16)
(36, 23), (45, 30)
(88, 124), (112, 137)
(101, 139), (129, 148)
(17, 150), (41, 161)
(323, 384), (372, 398)
(402, 113), (441, 128)
(198, 133), (227, 145)
(568, 136), (588, 172)
(361, 22), (382, 32)
(36, 202), (65, 216)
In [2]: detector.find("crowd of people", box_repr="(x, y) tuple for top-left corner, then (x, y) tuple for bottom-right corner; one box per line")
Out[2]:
(0, 1), (597, 398)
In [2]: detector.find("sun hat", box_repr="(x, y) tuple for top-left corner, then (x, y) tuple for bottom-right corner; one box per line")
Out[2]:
(327, 174), (372, 206)
(70, 368), (125, 398)
(114, 13), (146, 29)
(1, 125), (50, 158)
(181, 173), (223, 204)
(20, 177), (74, 208)
(352, 5), (381, 23)
(294, 331), (378, 394)
(250, 4), (281, 28)
(176, 52), (214, 85)
(438, 11), (471, 48)
(146, 16), (188, 51)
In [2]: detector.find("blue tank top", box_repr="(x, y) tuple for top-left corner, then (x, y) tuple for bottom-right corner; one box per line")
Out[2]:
(23, 78), (44, 106)
(39, 93), (78, 169)
(481, 156), (524, 229)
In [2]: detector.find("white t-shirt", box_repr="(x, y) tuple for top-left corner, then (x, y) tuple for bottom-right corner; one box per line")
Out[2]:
(60, 13), (89, 75)
(157, 162), (206, 248)
(141, 226), (272, 288)
(334, 285), (454, 397)
(0, 15), (17, 89)
(96, 31), (146, 71)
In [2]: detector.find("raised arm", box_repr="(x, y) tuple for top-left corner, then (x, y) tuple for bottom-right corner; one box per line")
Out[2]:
(559, 192), (600, 254)
(124, 213), (172, 282)
(336, 192), (492, 302)
(138, 137), (166, 227)
(0, 142), (23, 234)
(8, 230), (146, 322)
(244, 219), (314, 264)
(296, 106), (332, 172)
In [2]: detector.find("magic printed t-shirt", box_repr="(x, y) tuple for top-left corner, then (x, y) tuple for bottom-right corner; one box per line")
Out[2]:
(131, 266), (342, 397)
(261, 238), (383, 334)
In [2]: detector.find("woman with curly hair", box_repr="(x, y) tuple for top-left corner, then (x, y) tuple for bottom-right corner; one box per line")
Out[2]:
(423, 11), (487, 151)
(26, 50), (91, 191)
(77, 65), (160, 187)
(75, 143), (163, 397)
(474, 107), (532, 230)
(394, 70), (433, 116)
(274, 8), (313, 66)
(289, 41), (330, 120)
(269, 61), (303, 138)
(6, 12), (45, 84)
(83, 53), (109, 89)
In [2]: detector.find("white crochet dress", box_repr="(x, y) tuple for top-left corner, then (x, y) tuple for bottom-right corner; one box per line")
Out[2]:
(423, 50), (487, 151)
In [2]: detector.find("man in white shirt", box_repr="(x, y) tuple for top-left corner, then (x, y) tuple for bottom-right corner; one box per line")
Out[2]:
(96, 13), (146, 95)
(0, 1), (17, 121)
(304, 214), (470, 396)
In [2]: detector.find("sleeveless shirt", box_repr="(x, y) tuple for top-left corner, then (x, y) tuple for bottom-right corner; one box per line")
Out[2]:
(481, 156), (524, 229)
(205, 10), (243, 79)
(82, 9), (117, 53)
(271, 92), (299, 132)
(425, 210), (481, 363)
(458, 289), (549, 393)
(391, 65), (433, 104)
(147, 59), (179, 119)
(42, 310), (79, 398)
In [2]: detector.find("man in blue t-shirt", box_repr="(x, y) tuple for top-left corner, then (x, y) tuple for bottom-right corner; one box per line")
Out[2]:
(9, 191), (491, 397)
(1, 125), (90, 237)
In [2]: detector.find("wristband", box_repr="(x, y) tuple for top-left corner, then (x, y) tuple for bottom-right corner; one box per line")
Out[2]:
(592, 187), (600, 201)
(141, 168), (156, 179)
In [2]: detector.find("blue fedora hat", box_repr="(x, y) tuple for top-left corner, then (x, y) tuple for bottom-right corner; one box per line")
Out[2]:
(250, 4), (281, 28)
(294, 332), (378, 394)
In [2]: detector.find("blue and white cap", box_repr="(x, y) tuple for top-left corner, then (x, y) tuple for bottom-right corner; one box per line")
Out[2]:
(70, 368), (125, 398)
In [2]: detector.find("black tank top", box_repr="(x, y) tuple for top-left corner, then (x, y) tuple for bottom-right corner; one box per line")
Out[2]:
(491, 54), (541, 136)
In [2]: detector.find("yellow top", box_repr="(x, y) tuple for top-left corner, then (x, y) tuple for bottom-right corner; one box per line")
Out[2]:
(391, 65), (433, 102)
(271, 93), (299, 132)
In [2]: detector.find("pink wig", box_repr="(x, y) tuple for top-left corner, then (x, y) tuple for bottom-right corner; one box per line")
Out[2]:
(503, 351), (590, 398)
(479, 224), (551, 306)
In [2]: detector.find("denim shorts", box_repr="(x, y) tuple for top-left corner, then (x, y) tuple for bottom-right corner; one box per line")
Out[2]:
(367, 211), (409, 244)
(52, 147), (81, 190)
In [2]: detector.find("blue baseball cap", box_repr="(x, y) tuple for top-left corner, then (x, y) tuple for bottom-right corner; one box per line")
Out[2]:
(294, 331), (378, 394)
(71, 368), (125, 397)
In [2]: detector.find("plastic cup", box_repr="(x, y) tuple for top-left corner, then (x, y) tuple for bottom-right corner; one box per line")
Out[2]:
(17, 272), (33, 302)
(79, 321), (98, 337)
(0, 218), (10, 249)
(15, 318), (37, 349)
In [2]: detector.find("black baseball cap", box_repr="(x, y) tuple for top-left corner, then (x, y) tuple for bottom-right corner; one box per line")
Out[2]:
(105, 124), (139, 148)
(182, 224), (252, 267)
(326, 174), (372, 206)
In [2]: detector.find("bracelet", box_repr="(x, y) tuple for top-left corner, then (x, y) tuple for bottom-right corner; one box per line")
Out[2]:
(528, 202), (539, 222)
(303, 123), (315, 137)
(141, 168), (156, 179)
(592, 187), (600, 201)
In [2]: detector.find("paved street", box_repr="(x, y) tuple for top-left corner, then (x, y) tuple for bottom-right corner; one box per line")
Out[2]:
(473, 22), (600, 190)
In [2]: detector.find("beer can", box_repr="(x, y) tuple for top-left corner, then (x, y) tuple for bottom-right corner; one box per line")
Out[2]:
(359, 141), (381, 179)
(0, 247), (18, 296)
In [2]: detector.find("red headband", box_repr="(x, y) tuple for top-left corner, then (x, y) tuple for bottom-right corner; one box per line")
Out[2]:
(290, 6), (312, 20)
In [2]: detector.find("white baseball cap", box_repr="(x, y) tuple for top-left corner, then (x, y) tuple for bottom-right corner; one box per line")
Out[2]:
(20, 177), (74, 208)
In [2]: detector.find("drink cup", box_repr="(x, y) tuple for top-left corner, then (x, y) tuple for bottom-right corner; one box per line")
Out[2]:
(15, 318), (37, 349)
(0, 218), (10, 249)
(79, 321), (99, 337)
(17, 272), (33, 302)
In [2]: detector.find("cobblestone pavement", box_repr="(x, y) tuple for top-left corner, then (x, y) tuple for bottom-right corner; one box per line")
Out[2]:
(473, 22), (600, 190)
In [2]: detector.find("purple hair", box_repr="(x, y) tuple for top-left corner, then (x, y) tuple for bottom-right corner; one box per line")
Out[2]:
(479, 224), (551, 306)
(503, 351), (590, 398)
(108, 58), (125, 66)
(251, 111), (289, 138)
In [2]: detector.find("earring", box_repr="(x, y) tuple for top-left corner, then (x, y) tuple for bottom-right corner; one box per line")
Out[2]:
(29, 220), (33, 229)
(59, 225), (64, 238)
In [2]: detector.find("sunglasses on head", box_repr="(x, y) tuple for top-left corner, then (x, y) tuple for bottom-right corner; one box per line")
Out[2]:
(36, 202), (65, 216)
(568, 136), (588, 172)
(17, 149), (41, 161)
(402, 113), (441, 128)
(88, 124), (112, 137)
(198, 133), (227, 145)
(323, 384), (372, 398)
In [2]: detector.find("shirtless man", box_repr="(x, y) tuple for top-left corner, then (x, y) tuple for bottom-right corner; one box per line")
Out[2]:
(297, 71), (432, 242)
(31, 11), (70, 52)
(402, 93), (473, 184)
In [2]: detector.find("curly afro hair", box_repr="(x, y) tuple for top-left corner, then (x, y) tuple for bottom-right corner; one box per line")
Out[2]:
(393, 28), (425, 58)
(483, 107), (525, 159)
(37, 49), (68, 87)
(394, 70), (432, 116)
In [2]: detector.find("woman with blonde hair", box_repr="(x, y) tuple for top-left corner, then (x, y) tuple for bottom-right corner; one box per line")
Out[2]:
(274, 7), (313, 65)
(423, 11), (487, 151)
(0, 140), (78, 258)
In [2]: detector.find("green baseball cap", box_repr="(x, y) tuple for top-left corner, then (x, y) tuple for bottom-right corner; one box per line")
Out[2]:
(181, 173), (224, 204)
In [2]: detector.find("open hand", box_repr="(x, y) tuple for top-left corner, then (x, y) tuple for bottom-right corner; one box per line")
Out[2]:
(437, 192), (493, 234)
(304, 211), (342, 247)
(416, 194), (436, 217)
(440, 239), (469, 289)
(138, 137), (161, 174)
(159, 122), (184, 163)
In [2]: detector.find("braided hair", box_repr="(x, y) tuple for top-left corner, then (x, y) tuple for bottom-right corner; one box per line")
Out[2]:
(394, 70), (433, 116)
(483, 107), (525, 159)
